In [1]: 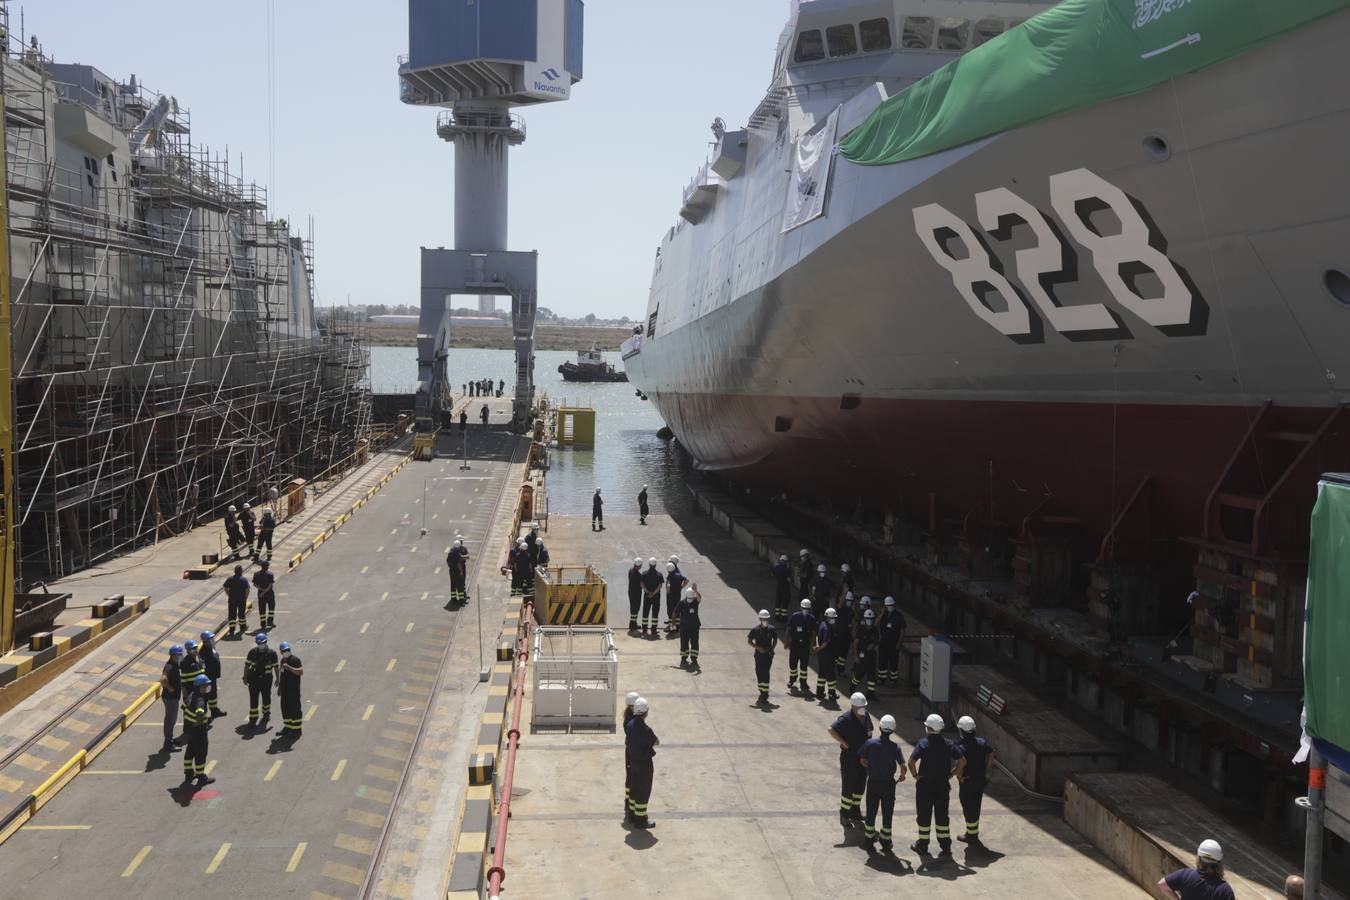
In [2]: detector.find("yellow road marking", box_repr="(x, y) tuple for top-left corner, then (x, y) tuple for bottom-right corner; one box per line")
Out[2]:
(420, 591), (428, 601)
(360, 622), (370, 634)
(0, 773), (24, 792)
(406, 622), (415, 633)
(346, 808), (384, 828)
(313, 623), (325, 635)
(379, 591), (389, 602)
(122, 845), (152, 877)
(339, 591), (349, 603)
(286, 841), (308, 873)
(335, 659), (347, 673)
(205, 842), (232, 874)
(362, 704), (374, 721)
(264, 761), (282, 782)
(410, 546), (417, 554)
(376, 546), (384, 553)
(23, 824), (91, 830)
(386, 659), (397, 672)
(81, 769), (144, 776)
(305, 705), (318, 721)
(432, 513), (439, 520)
(331, 759), (347, 781)
(321, 861), (365, 886)
(37, 734), (70, 753)
(390, 528), (398, 535)
(397, 566), (405, 575)
(335, 832), (375, 855)
(360, 565), (369, 574)
(204, 759), (218, 775)
(434, 567), (441, 575)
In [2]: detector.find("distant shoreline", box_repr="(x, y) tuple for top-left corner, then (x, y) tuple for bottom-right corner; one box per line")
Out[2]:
(362, 323), (633, 351)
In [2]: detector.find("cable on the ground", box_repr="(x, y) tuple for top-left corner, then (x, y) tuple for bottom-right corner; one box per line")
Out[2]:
(993, 758), (1064, 803)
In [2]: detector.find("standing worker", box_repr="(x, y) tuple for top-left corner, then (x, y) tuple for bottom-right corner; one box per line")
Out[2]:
(224, 504), (244, 555)
(663, 561), (686, 635)
(256, 506), (276, 559)
(675, 585), (702, 670)
(512, 539), (534, 601)
(199, 631), (226, 719)
(956, 715), (994, 845)
(638, 484), (650, 525)
(814, 608), (839, 702)
(447, 538), (469, 605)
(786, 599), (817, 696)
(159, 645), (184, 754)
(591, 488), (604, 531)
(878, 596), (905, 689)
(796, 549), (813, 600)
(640, 558), (663, 638)
(181, 674), (215, 789)
(907, 713), (965, 857)
(459, 408), (468, 432)
(747, 609), (778, 706)
(240, 503), (257, 556)
(622, 690), (640, 820)
(480, 403), (489, 426)
(854, 609), (880, 699)
(224, 564), (250, 637)
(811, 563), (833, 618)
(253, 560), (277, 631)
(178, 639), (205, 739)
(243, 633), (279, 729)
(498, 378), (504, 397)
(627, 557), (643, 634)
(859, 714), (905, 852)
(1157, 840), (1234, 900)
(827, 692), (873, 826)
(277, 641), (304, 739)
(838, 562), (855, 600)
(772, 554), (791, 621)
(625, 697), (659, 829)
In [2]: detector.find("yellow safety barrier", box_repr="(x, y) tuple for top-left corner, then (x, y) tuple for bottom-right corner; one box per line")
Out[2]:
(533, 565), (607, 626)
(31, 749), (85, 813)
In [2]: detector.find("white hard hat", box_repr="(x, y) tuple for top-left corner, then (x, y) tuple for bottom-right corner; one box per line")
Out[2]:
(844, 591), (854, 601)
(633, 697), (649, 715)
(824, 608), (837, 620)
(264, 507), (273, 515)
(684, 587), (696, 597)
(816, 563), (826, 574)
(648, 557), (658, 566)
(758, 609), (770, 619)
(1197, 839), (1223, 863)
(860, 595), (872, 606)
(863, 609), (875, 620)
(779, 554), (787, 562)
(800, 598), (812, 610)
(668, 555), (679, 564)
(799, 549), (809, 557)
(625, 691), (640, 706)
(642, 484), (648, 489)
(850, 692), (868, 708)
(595, 487), (602, 492)
(925, 713), (945, 732)
(665, 562), (675, 572)
(242, 502), (250, 510)
(880, 715), (896, 732)
(454, 539), (463, 547)
(634, 557), (643, 565)
(227, 504), (237, 512)
(884, 596), (895, 607)
(957, 715), (976, 733)
(518, 540), (527, 549)
(841, 563), (850, 572)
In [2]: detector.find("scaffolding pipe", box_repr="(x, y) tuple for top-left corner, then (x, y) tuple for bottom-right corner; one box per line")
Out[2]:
(487, 598), (532, 900)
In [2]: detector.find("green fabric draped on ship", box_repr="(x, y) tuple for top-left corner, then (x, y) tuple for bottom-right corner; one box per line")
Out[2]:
(838, 0), (1350, 166)
(1306, 479), (1350, 764)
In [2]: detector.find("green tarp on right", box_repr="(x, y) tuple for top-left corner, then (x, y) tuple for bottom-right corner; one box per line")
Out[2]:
(1305, 478), (1350, 760)
(838, 0), (1350, 166)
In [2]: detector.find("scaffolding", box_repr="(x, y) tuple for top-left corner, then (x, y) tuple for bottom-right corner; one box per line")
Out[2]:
(0, 14), (370, 594)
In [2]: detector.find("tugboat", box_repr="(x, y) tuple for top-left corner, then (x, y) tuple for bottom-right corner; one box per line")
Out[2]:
(558, 346), (628, 383)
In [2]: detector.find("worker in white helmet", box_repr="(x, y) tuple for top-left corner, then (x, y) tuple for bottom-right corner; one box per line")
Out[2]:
(256, 506), (277, 559)
(627, 557), (644, 634)
(854, 609), (880, 699)
(447, 538), (469, 605)
(223, 504), (244, 553)
(1158, 839), (1234, 900)
(907, 713), (965, 856)
(640, 558), (663, 637)
(624, 697), (658, 829)
(747, 610), (778, 706)
(510, 540), (533, 598)
(675, 585), (702, 670)
(834, 592), (856, 675)
(811, 563), (833, 618)
(239, 502), (256, 552)
(622, 691), (641, 819)
(591, 488), (604, 531)
(772, 553), (792, 620)
(663, 561), (686, 634)
(859, 714), (905, 852)
(814, 608), (840, 702)
(838, 562), (854, 598)
(827, 692), (873, 826)
(955, 715), (994, 845)
(878, 596), (905, 688)
(786, 598), (817, 695)
(796, 549), (814, 598)
(637, 483), (649, 526)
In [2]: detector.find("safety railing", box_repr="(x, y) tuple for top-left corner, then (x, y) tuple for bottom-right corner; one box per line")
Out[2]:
(531, 626), (617, 729)
(487, 599), (533, 900)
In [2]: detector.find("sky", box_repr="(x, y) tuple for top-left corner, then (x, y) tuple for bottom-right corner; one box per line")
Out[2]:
(21, 0), (788, 318)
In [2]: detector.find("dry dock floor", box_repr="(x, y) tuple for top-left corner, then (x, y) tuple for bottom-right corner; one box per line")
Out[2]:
(504, 513), (1145, 898)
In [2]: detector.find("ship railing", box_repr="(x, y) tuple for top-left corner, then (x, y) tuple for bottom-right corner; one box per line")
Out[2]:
(436, 108), (526, 140)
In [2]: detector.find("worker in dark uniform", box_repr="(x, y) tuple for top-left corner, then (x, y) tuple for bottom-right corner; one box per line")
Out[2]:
(625, 697), (659, 829)
(796, 549), (813, 600)
(240, 502), (257, 556)
(640, 558), (663, 638)
(1158, 840), (1235, 900)
(178, 639), (205, 744)
(834, 592), (855, 673)
(622, 691), (640, 820)
(675, 585), (702, 670)
(591, 488), (604, 531)
(498, 378), (504, 397)
(638, 484), (649, 525)
(243, 632), (279, 728)
(224, 564), (250, 637)
(827, 692), (873, 825)
(772, 554), (791, 621)
(855, 608), (880, 699)
(908, 713), (965, 857)
(159, 645), (184, 753)
(447, 538), (469, 604)
(878, 595), (905, 689)
(859, 714), (905, 852)
(838, 562), (855, 600)
(256, 507), (276, 559)
(277, 640), (304, 739)
(181, 674), (215, 788)
(199, 630), (226, 718)
(224, 504), (243, 554)
(512, 539), (534, 601)
(663, 561), (686, 635)
(505, 541), (523, 596)
(253, 560), (276, 631)
(747, 609), (778, 706)
(811, 563), (833, 618)
(525, 524), (542, 567)
(956, 715), (994, 845)
(627, 557), (643, 634)
(786, 598), (817, 695)
(814, 608), (839, 702)
(480, 403), (489, 426)
(535, 540), (549, 568)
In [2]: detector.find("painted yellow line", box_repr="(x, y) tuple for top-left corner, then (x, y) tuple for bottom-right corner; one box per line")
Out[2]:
(360, 622), (370, 634)
(420, 591), (429, 601)
(305, 705), (318, 722)
(434, 567), (441, 575)
(204, 760), (218, 775)
(205, 842), (232, 874)
(123, 845), (152, 878)
(432, 513), (439, 520)
(362, 704), (374, 721)
(82, 770), (144, 775)
(313, 623), (325, 635)
(286, 841), (308, 873)
(331, 759), (347, 781)
(335, 659), (347, 673)
(386, 659), (398, 672)
(406, 622), (415, 633)
(376, 546), (384, 553)
(390, 528), (398, 535)
(397, 566), (406, 575)
(264, 761), (282, 782)
(410, 546), (418, 554)
(338, 592), (349, 603)
(379, 591), (389, 603)
(23, 824), (92, 830)
(360, 565), (369, 574)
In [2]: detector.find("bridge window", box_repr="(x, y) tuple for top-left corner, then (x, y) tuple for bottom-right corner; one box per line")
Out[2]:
(826, 24), (858, 58)
(793, 29), (825, 63)
(860, 18), (892, 52)
(936, 18), (970, 51)
(973, 18), (1005, 47)
(901, 17), (933, 49)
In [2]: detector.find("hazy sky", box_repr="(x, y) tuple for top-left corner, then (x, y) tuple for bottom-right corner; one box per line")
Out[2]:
(22, 0), (788, 318)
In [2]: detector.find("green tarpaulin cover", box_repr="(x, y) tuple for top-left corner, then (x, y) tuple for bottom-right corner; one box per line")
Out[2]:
(838, 0), (1350, 166)
(1306, 480), (1350, 756)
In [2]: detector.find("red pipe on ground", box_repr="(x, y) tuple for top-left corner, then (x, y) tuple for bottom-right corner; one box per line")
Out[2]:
(486, 599), (532, 899)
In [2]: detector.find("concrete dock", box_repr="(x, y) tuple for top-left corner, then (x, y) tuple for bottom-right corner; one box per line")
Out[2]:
(501, 511), (1145, 898)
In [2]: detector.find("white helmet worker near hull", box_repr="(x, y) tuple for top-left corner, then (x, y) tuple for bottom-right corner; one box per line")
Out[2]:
(1157, 839), (1234, 900)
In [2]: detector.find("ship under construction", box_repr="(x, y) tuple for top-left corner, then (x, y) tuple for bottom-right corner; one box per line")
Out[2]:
(0, 14), (370, 647)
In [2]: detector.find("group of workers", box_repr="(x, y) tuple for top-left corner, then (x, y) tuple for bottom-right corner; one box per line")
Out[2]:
(464, 378), (504, 398)
(502, 523), (549, 598)
(222, 502), (277, 559)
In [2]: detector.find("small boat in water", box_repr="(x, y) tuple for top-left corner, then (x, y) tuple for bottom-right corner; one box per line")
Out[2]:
(558, 346), (629, 383)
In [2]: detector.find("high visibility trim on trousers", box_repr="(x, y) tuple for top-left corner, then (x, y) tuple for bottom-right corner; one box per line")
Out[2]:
(966, 821), (979, 834)
(840, 794), (854, 811)
(628, 613), (638, 626)
(917, 825), (932, 837)
(817, 678), (836, 691)
(865, 823), (877, 839)
(756, 682), (769, 691)
(935, 825), (951, 838)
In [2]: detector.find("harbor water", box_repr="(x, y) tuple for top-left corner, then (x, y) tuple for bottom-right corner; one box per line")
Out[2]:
(371, 346), (680, 517)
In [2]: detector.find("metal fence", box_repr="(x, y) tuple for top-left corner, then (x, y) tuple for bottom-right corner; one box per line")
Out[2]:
(531, 626), (617, 730)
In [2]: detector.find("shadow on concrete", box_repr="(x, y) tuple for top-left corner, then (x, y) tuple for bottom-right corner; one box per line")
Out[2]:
(864, 850), (914, 877)
(167, 785), (195, 808)
(266, 733), (296, 753)
(911, 850), (975, 881)
(960, 843), (1004, 868)
(624, 828), (659, 850)
(235, 722), (264, 740)
(143, 749), (170, 772)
